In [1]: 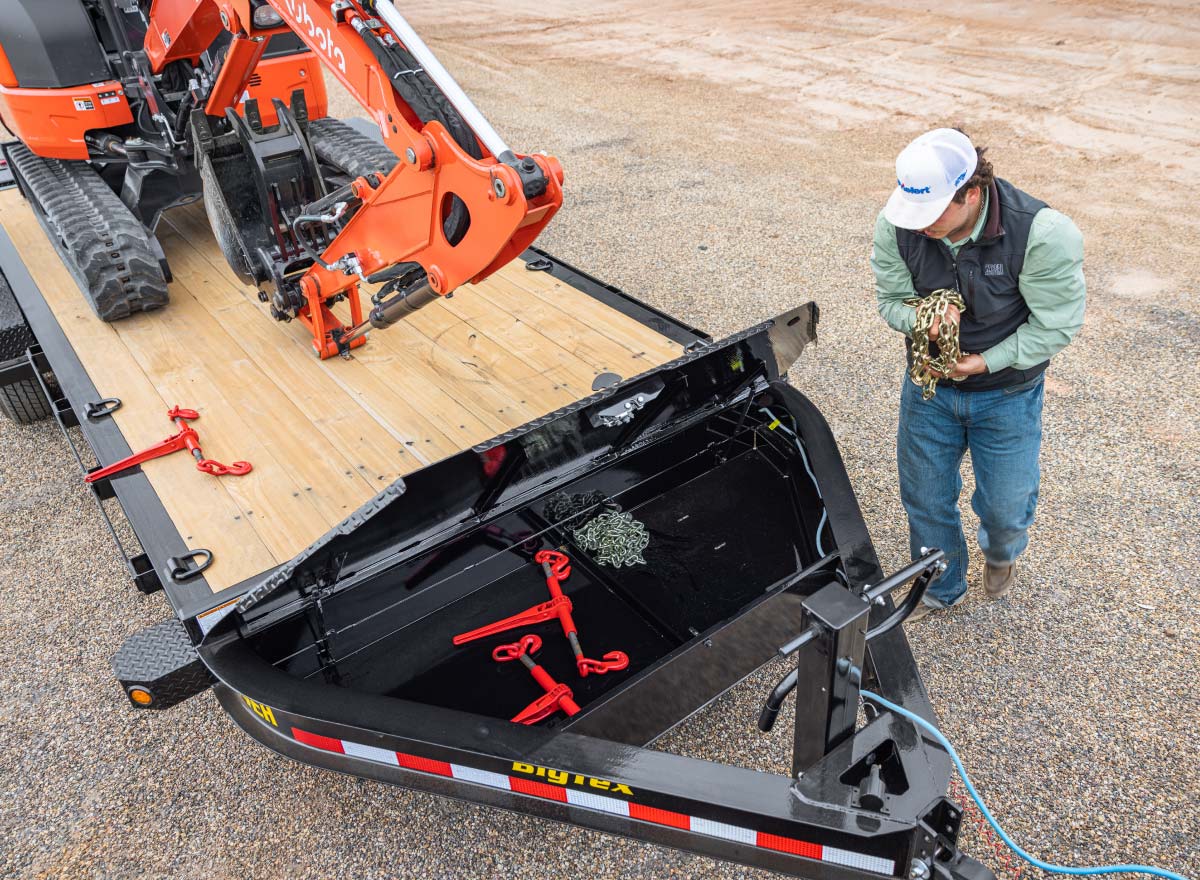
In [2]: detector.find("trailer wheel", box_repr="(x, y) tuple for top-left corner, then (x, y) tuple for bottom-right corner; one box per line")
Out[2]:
(0, 377), (51, 424)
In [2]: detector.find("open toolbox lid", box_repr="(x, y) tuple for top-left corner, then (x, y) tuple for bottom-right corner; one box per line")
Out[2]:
(218, 302), (820, 630)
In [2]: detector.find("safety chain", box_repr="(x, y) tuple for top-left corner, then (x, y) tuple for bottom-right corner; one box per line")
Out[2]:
(905, 288), (967, 400)
(573, 511), (650, 568)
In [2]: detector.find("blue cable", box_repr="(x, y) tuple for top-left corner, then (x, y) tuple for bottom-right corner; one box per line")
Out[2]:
(760, 407), (829, 555)
(859, 690), (1191, 880)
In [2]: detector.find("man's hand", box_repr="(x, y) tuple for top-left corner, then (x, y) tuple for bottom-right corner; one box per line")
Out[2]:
(932, 353), (988, 379)
(928, 303), (960, 341)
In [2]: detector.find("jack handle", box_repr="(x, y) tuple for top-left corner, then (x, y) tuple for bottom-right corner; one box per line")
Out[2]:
(759, 549), (947, 732)
(859, 547), (947, 642)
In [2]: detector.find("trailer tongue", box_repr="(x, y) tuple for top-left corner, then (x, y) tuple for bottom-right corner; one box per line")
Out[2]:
(105, 303), (992, 880)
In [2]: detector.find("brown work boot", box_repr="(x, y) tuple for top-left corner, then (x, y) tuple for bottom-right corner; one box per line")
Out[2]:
(906, 601), (939, 623)
(983, 562), (1016, 599)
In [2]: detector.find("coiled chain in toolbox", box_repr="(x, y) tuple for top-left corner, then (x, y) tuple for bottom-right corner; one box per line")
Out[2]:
(543, 491), (650, 568)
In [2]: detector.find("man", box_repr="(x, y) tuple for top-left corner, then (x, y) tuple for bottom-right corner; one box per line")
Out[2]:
(871, 128), (1085, 620)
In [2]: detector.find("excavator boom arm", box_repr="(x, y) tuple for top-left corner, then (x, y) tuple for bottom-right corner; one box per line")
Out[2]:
(146, 0), (563, 357)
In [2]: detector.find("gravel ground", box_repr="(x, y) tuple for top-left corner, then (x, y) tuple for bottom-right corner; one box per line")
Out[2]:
(3, 2), (1198, 878)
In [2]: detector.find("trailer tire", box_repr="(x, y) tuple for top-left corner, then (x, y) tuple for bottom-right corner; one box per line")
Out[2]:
(0, 377), (51, 424)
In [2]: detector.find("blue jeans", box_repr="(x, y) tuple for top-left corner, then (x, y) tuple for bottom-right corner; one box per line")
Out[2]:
(897, 374), (1044, 606)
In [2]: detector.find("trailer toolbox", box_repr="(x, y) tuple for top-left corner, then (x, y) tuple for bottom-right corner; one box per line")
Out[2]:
(0, 174), (990, 880)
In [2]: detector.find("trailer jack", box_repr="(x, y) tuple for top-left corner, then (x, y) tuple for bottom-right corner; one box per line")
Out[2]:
(758, 549), (947, 741)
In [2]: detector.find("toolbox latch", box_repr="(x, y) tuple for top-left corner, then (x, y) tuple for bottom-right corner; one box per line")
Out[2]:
(589, 382), (663, 428)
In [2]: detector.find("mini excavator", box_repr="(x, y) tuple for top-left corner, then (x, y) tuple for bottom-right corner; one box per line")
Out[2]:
(0, 0), (563, 358)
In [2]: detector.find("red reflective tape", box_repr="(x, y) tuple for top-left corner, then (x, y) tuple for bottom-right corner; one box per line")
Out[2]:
(396, 752), (453, 777)
(628, 803), (691, 829)
(756, 832), (823, 859)
(291, 727), (345, 753)
(508, 777), (569, 802)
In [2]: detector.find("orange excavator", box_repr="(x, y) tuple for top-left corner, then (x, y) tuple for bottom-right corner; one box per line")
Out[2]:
(0, 0), (563, 358)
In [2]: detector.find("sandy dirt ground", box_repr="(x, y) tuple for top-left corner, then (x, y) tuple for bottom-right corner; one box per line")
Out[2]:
(2, 2), (1199, 878)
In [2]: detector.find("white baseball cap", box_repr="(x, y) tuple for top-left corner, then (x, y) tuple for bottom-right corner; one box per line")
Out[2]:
(884, 128), (978, 230)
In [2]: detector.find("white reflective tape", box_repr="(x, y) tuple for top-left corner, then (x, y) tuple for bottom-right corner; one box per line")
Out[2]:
(689, 816), (757, 845)
(341, 741), (400, 766)
(450, 765), (511, 790)
(564, 789), (631, 816)
(822, 846), (895, 875)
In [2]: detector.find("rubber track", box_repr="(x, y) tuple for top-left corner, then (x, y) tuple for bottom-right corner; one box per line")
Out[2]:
(7, 143), (167, 321)
(307, 118), (400, 180)
(306, 117), (470, 243)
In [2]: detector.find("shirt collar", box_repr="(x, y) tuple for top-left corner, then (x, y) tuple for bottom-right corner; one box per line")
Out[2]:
(944, 189), (990, 248)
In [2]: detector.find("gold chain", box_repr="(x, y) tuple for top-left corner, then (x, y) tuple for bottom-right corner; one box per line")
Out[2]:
(905, 288), (967, 400)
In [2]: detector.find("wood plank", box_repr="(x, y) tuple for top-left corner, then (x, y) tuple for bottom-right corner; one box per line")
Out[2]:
(471, 272), (657, 377)
(433, 290), (605, 401)
(161, 211), (487, 457)
(0, 190), (277, 590)
(357, 301), (568, 423)
(164, 209), (508, 448)
(492, 260), (682, 361)
(163, 205), (648, 424)
(99, 271), (350, 554)
(3, 188), (684, 596)
(155, 224), (448, 475)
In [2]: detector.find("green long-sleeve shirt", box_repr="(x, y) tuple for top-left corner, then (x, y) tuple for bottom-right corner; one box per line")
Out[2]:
(871, 194), (1086, 373)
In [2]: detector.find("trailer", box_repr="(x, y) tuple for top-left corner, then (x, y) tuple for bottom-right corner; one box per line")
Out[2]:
(0, 135), (993, 879)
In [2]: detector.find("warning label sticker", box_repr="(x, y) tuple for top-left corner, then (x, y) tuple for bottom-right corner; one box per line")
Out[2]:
(73, 98), (95, 111)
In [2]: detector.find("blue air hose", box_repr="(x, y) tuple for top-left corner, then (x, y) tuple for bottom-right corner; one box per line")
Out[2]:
(859, 690), (1191, 880)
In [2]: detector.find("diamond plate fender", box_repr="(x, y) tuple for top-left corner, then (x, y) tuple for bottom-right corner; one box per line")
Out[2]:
(111, 619), (211, 709)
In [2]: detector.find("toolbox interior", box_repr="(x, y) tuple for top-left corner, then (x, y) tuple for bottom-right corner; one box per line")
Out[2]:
(250, 403), (829, 730)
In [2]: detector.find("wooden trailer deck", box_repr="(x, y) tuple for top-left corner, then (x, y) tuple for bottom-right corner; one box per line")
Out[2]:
(0, 187), (683, 592)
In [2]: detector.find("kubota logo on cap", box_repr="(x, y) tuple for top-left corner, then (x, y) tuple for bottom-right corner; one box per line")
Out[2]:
(898, 179), (931, 195)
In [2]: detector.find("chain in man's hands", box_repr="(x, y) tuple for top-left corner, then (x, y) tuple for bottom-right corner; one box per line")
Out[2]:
(905, 288), (967, 400)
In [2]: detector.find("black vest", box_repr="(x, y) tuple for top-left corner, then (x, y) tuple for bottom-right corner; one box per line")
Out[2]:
(896, 178), (1048, 391)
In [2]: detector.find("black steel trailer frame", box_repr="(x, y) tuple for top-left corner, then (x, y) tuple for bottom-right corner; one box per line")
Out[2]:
(0, 173), (993, 880)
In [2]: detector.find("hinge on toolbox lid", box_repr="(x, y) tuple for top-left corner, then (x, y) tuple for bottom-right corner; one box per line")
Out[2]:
(589, 379), (664, 428)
